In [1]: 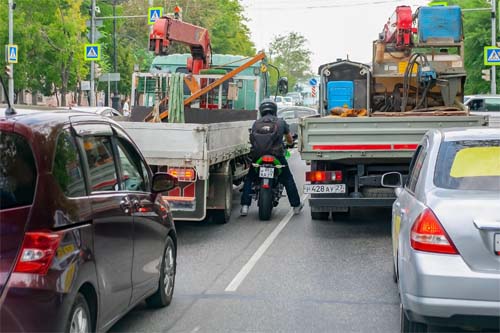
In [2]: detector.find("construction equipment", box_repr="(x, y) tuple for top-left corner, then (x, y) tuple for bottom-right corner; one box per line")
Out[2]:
(298, 5), (487, 221)
(149, 10), (211, 74)
(379, 5), (414, 50)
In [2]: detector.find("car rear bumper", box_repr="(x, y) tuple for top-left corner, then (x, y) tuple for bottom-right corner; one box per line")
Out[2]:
(400, 251), (500, 327)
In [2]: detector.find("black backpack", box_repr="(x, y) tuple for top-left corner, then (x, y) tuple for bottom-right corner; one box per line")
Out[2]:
(250, 116), (283, 158)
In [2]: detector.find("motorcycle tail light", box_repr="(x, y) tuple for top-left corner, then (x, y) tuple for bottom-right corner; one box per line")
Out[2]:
(262, 156), (275, 163)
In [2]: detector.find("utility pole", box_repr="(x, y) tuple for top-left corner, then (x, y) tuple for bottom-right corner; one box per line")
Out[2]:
(90, 0), (96, 106)
(112, 0), (120, 110)
(492, 0), (497, 94)
(8, 0), (14, 103)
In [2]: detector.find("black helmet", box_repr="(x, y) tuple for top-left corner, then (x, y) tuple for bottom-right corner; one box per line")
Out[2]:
(259, 98), (278, 117)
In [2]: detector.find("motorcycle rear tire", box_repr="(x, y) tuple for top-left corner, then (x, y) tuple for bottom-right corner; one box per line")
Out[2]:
(258, 187), (273, 221)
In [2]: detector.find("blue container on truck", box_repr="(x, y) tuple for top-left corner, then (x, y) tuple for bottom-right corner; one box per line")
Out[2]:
(418, 6), (462, 43)
(327, 81), (354, 110)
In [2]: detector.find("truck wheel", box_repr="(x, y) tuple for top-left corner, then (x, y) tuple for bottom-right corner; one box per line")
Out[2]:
(213, 173), (233, 224)
(331, 209), (350, 221)
(311, 211), (329, 220)
(258, 187), (273, 220)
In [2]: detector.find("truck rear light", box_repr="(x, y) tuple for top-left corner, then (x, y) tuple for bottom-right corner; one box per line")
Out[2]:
(410, 209), (458, 255)
(14, 231), (62, 275)
(168, 167), (196, 181)
(306, 170), (342, 183)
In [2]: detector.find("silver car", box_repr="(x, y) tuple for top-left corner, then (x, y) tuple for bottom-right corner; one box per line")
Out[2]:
(382, 127), (500, 332)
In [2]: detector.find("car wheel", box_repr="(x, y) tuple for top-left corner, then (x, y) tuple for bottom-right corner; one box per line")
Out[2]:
(400, 303), (427, 333)
(66, 293), (91, 333)
(146, 236), (176, 308)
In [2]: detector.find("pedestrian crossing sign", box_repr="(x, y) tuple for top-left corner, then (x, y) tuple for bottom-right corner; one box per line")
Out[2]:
(84, 44), (100, 61)
(6, 44), (17, 64)
(484, 46), (500, 66)
(148, 7), (163, 25)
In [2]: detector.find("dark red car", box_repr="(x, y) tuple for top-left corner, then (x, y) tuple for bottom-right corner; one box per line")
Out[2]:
(0, 107), (178, 332)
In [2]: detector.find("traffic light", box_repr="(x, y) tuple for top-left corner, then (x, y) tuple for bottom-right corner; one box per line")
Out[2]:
(481, 69), (491, 81)
(4, 65), (12, 78)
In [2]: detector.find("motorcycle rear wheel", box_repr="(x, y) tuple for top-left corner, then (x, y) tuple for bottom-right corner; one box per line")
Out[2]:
(258, 187), (273, 221)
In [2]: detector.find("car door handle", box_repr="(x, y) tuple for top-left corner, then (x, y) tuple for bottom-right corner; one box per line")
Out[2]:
(120, 197), (132, 214)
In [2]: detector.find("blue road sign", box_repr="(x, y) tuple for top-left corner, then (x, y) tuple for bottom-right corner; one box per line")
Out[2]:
(84, 44), (100, 61)
(309, 78), (317, 86)
(148, 7), (163, 25)
(484, 47), (500, 66)
(7, 44), (17, 64)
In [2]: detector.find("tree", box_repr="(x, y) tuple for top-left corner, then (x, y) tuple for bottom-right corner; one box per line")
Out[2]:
(267, 32), (313, 94)
(0, 0), (88, 106)
(446, 0), (499, 94)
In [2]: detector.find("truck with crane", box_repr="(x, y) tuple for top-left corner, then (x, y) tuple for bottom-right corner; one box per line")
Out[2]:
(119, 10), (272, 223)
(299, 5), (488, 221)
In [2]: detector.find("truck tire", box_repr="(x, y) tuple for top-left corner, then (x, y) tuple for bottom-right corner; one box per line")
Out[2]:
(212, 172), (233, 224)
(311, 211), (329, 220)
(331, 209), (350, 221)
(258, 187), (273, 220)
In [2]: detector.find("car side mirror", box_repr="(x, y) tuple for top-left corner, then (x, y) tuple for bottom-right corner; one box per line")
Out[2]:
(278, 77), (288, 95)
(152, 172), (178, 193)
(381, 172), (403, 188)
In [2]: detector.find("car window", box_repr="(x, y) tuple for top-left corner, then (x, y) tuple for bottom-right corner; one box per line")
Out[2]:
(406, 144), (426, 193)
(82, 136), (119, 192)
(53, 129), (86, 197)
(434, 139), (500, 191)
(0, 131), (37, 210)
(275, 96), (283, 102)
(116, 138), (148, 192)
(468, 99), (485, 111)
(484, 98), (500, 111)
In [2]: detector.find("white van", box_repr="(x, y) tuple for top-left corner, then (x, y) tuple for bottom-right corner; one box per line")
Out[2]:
(464, 95), (500, 127)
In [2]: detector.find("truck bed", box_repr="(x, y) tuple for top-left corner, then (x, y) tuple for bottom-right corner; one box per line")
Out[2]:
(299, 115), (488, 162)
(119, 120), (252, 179)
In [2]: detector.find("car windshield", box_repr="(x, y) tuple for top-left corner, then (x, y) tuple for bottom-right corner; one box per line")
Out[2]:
(0, 131), (38, 210)
(434, 139), (500, 191)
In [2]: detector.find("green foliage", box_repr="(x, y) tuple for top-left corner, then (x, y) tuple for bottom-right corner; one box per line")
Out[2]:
(2, 0), (255, 102)
(447, 0), (499, 94)
(267, 32), (313, 94)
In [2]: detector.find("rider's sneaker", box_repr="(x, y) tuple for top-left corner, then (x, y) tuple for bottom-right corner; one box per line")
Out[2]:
(240, 205), (249, 216)
(293, 202), (304, 215)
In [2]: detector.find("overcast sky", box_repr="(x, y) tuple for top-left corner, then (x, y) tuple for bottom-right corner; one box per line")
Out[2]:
(241, 0), (430, 72)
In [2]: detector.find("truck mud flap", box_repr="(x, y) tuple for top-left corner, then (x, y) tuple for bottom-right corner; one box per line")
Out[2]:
(166, 179), (208, 221)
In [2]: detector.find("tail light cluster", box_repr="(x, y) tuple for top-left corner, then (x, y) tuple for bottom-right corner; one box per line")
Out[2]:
(410, 209), (458, 255)
(262, 156), (275, 163)
(306, 170), (342, 183)
(14, 231), (62, 275)
(168, 167), (196, 182)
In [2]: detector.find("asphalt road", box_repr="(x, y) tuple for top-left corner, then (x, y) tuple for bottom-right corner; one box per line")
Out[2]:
(110, 150), (400, 332)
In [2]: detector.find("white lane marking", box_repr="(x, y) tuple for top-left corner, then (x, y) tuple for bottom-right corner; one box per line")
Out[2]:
(225, 194), (308, 292)
(191, 326), (201, 333)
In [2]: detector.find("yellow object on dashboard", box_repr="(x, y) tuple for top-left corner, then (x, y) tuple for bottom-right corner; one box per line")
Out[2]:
(450, 147), (500, 178)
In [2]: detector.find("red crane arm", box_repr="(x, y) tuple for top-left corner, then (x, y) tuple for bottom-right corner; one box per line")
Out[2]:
(149, 16), (211, 74)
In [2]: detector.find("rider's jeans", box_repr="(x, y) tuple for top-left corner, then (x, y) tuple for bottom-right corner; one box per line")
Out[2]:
(240, 155), (301, 207)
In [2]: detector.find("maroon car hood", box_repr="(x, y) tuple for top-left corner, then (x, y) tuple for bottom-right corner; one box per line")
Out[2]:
(0, 207), (30, 297)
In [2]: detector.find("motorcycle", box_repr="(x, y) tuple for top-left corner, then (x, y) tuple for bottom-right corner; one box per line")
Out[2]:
(251, 150), (291, 220)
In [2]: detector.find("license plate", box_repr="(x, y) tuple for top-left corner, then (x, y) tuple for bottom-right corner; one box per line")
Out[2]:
(259, 167), (274, 179)
(495, 234), (500, 254)
(303, 184), (346, 194)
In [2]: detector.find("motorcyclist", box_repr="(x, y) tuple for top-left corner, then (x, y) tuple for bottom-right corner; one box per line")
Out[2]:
(240, 99), (303, 216)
